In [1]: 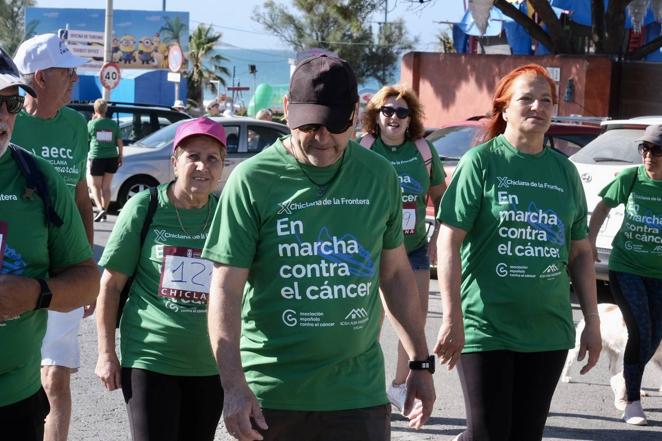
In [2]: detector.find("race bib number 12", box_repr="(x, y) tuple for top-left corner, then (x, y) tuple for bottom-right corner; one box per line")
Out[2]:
(159, 246), (212, 304)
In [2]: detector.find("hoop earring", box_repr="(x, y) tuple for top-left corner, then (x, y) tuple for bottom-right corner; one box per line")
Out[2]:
(405, 128), (410, 139)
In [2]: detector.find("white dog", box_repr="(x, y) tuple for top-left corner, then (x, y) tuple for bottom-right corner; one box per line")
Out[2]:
(561, 303), (662, 410)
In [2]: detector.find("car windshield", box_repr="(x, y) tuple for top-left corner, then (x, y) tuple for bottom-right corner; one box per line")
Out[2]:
(570, 128), (643, 165)
(133, 120), (187, 149)
(427, 126), (481, 160)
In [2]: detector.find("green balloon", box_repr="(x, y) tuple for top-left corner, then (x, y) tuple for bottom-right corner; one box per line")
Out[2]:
(248, 83), (274, 117)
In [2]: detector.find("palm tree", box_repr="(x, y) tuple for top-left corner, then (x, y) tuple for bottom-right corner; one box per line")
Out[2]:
(187, 23), (230, 111)
(0, 0), (36, 54)
(160, 15), (188, 46)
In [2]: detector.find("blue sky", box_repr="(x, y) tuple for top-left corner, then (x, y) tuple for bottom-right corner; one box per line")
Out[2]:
(36, 0), (465, 51)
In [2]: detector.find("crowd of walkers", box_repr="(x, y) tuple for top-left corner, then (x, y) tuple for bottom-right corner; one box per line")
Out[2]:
(1, 33), (661, 441)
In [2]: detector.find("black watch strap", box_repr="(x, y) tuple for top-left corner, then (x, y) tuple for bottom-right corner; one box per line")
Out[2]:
(408, 354), (435, 374)
(34, 278), (53, 310)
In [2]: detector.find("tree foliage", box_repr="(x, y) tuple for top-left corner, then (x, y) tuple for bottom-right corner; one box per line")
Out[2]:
(186, 23), (230, 111)
(254, 0), (416, 85)
(436, 31), (455, 53)
(0, 0), (35, 55)
(160, 15), (188, 46)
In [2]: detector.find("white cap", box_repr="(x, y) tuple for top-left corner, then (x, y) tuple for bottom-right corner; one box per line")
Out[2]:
(173, 99), (186, 109)
(13, 33), (87, 74)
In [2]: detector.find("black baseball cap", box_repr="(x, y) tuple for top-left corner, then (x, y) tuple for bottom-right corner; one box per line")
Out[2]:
(637, 125), (662, 147)
(0, 46), (35, 96)
(287, 55), (358, 133)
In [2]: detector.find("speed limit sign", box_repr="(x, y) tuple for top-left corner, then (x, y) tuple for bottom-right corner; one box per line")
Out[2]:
(99, 62), (121, 90)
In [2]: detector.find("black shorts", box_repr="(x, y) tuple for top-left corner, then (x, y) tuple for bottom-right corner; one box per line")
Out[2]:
(254, 404), (390, 441)
(0, 387), (50, 441)
(90, 157), (119, 176)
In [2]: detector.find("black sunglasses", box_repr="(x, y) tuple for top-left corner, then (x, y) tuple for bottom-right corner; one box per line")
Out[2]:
(638, 142), (662, 157)
(297, 109), (355, 135)
(0, 95), (25, 114)
(379, 106), (410, 119)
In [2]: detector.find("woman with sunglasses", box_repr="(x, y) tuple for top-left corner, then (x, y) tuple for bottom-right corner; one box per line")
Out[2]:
(587, 124), (662, 426)
(95, 117), (226, 441)
(360, 85), (446, 414)
(435, 64), (601, 441)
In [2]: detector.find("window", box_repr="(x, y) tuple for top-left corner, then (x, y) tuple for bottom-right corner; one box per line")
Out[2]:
(224, 125), (240, 153)
(247, 125), (284, 152)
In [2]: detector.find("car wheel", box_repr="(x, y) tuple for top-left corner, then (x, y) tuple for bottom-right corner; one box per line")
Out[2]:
(117, 175), (159, 209)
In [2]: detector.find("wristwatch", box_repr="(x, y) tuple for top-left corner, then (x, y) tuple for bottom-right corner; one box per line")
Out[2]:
(409, 355), (435, 374)
(34, 278), (53, 310)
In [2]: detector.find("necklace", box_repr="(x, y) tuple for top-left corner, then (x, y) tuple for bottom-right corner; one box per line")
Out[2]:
(296, 150), (346, 197)
(173, 198), (213, 237)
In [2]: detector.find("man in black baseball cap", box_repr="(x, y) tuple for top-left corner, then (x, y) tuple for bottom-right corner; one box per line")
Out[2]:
(203, 54), (435, 441)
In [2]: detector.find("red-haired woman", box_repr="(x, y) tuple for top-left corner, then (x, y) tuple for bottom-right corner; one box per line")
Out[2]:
(361, 85), (446, 414)
(434, 64), (602, 440)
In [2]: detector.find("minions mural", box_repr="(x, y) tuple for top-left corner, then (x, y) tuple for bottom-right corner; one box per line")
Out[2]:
(24, 9), (189, 70)
(138, 36), (156, 65)
(111, 37), (121, 63)
(119, 35), (137, 64)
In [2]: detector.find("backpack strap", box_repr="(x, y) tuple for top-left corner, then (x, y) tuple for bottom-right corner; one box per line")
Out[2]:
(115, 185), (158, 329)
(359, 134), (376, 149)
(9, 144), (64, 227)
(140, 186), (159, 244)
(625, 166), (638, 201)
(414, 138), (432, 176)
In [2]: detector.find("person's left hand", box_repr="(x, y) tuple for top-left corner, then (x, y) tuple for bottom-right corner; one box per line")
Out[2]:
(402, 370), (435, 429)
(83, 301), (96, 318)
(577, 317), (602, 375)
(117, 156), (123, 168)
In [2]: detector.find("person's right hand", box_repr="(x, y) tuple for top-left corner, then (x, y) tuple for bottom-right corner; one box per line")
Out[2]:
(433, 316), (464, 370)
(95, 351), (122, 391)
(223, 384), (268, 441)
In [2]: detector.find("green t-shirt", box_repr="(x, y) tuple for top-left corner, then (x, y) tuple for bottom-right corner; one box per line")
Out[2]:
(202, 138), (403, 411)
(12, 107), (89, 197)
(0, 148), (92, 406)
(599, 165), (662, 279)
(366, 137), (446, 252)
(88, 117), (120, 159)
(98, 183), (219, 376)
(438, 135), (588, 353)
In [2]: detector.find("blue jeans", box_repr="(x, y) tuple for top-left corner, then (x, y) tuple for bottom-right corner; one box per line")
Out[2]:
(609, 270), (662, 402)
(407, 244), (430, 270)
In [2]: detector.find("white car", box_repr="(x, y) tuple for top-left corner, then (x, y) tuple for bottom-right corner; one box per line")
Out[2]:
(569, 116), (662, 283)
(102, 116), (290, 209)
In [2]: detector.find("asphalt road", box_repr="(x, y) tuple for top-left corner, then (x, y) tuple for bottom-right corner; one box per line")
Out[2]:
(68, 214), (662, 440)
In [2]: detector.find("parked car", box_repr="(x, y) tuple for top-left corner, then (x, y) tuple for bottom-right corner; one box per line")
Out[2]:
(108, 116), (290, 209)
(424, 117), (602, 276)
(68, 101), (190, 145)
(569, 116), (662, 285)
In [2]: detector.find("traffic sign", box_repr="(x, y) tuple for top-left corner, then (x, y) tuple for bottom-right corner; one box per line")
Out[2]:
(167, 72), (181, 83)
(168, 44), (184, 73)
(99, 62), (121, 90)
